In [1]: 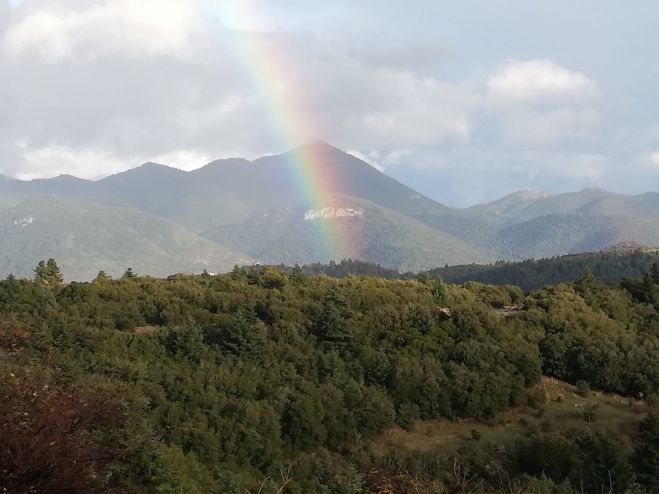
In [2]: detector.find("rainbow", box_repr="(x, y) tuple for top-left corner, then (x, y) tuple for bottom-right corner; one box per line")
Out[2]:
(208, 2), (353, 262)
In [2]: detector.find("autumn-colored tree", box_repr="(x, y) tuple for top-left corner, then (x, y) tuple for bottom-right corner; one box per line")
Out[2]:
(0, 320), (29, 353)
(0, 370), (126, 493)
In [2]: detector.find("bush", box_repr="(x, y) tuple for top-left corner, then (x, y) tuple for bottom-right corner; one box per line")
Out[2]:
(576, 380), (591, 397)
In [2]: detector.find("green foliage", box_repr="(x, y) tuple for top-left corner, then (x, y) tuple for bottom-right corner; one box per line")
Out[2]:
(123, 267), (137, 279)
(34, 258), (63, 285)
(632, 414), (659, 489)
(429, 248), (659, 291)
(1, 265), (658, 492)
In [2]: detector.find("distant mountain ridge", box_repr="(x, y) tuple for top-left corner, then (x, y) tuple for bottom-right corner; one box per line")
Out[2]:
(0, 196), (251, 281)
(1, 142), (659, 279)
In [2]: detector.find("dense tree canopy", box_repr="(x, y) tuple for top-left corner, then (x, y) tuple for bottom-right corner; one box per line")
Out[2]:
(0, 260), (657, 492)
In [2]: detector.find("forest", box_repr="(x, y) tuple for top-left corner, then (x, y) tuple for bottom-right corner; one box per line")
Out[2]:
(0, 260), (658, 493)
(296, 247), (659, 291)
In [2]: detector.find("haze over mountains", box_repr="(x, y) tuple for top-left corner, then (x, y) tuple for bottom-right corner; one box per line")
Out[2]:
(1, 142), (659, 280)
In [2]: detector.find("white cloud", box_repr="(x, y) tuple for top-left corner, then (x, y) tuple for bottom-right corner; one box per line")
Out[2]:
(554, 153), (610, 181)
(487, 59), (596, 102)
(346, 149), (385, 172)
(481, 59), (600, 152)
(334, 71), (476, 149)
(651, 152), (659, 167)
(15, 145), (218, 180)
(5, 0), (205, 61)
(15, 145), (129, 180)
(634, 151), (659, 170)
(497, 108), (599, 150)
(0, 1), (656, 205)
(151, 149), (212, 171)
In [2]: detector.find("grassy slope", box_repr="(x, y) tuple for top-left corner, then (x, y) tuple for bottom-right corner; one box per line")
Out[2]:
(371, 377), (655, 456)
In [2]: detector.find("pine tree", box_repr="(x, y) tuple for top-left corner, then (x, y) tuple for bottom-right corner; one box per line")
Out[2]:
(650, 262), (659, 284)
(632, 414), (659, 489)
(122, 268), (137, 279)
(46, 259), (63, 285)
(575, 268), (595, 292)
(34, 259), (63, 285)
(95, 271), (110, 281)
(291, 264), (305, 284)
(34, 260), (48, 283)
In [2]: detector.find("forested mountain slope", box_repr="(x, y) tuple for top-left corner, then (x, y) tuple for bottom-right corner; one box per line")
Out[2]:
(1, 143), (659, 273)
(429, 247), (659, 290)
(0, 195), (251, 280)
(1, 264), (657, 492)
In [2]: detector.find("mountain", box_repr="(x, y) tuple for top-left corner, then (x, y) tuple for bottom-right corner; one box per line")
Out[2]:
(469, 188), (659, 225)
(205, 196), (492, 271)
(0, 196), (251, 281)
(494, 213), (659, 259)
(464, 188), (659, 259)
(1, 142), (658, 276)
(0, 143), (482, 272)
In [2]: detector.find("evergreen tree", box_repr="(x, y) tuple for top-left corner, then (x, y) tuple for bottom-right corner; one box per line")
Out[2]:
(651, 262), (659, 284)
(34, 260), (48, 282)
(122, 268), (137, 279)
(34, 259), (63, 285)
(575, 268), (595, 293)
(291, 264), (305, 284)
(632, 414), (659, 489)
(46, 259), (63, 285)
(95, 270), (110, 281)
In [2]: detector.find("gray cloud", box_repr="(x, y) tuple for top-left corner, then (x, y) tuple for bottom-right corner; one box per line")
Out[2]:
(1, 0), (658, 205)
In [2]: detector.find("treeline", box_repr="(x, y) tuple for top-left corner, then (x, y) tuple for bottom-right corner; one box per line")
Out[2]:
(290, 248), (659, 291)
(280, 259), (409, 280)
(430, 248), (659, 291)
(0, 262), (657, 492)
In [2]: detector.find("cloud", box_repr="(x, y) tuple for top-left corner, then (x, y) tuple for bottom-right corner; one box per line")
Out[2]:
(634, 151), (659, 170)
(0, 1), (657, 206)
(345, 149), (385, 172)
(555, 153), (610, 181)
(4, 0), (205, 61)
(487, 59), (596, 102)
(14, 145), (129, 180)
(481, 60), (600, 153)
(496, 107), (600, 150)
(13, 145), (217, 180)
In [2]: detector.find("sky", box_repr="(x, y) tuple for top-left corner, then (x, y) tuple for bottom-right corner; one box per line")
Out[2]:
(1, 0), (658, 206)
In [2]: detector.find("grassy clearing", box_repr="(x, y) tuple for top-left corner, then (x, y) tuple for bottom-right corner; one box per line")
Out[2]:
(371, 377), (656, 455)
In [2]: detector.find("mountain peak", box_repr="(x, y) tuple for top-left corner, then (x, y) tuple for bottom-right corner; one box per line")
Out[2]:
(136, 161), (178, 171)
(508, 189), (555, 200)
(293, 140), (343, 155)
(50, 173), (87, 182)
(577, 187), (610, 195)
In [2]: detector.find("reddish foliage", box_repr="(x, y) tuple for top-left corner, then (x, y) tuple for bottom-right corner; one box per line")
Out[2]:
(0, 321), (29, 353)
(0, 371), (126, 493)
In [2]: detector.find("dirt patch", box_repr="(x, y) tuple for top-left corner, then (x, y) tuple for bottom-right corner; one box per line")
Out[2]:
(131, 325), (160, 335)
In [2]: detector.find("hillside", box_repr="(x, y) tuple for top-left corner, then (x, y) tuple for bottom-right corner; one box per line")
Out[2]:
(1, 144), (659, 273)
(468, 188), (659, 225)
(493, 213), (659, 259)
(0, 196), (251, 280)
(1, 265), (657, 492)
(205, 196), (493, 271)
(295, 247), (659, 291)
